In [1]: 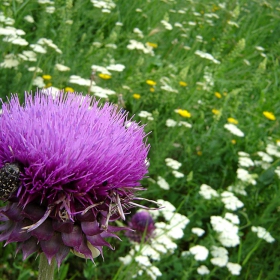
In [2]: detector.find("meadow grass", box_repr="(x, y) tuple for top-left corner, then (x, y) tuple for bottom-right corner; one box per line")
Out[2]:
(0, 0), (280, 279)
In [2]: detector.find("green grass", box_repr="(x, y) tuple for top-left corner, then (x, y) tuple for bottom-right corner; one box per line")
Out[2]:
(0, 0), (280, 279)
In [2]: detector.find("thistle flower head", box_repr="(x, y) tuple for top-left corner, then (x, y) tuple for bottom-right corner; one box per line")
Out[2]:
(0, 91), (150, 266)
(126, 211), (155, 243)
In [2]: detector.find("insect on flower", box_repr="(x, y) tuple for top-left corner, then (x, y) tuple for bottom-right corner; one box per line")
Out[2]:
(0, 162), (21, 200)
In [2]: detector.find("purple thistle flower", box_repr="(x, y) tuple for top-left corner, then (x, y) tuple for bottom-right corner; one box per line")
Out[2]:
(0, 91), (150, 266)
(125, 211), (155, 243)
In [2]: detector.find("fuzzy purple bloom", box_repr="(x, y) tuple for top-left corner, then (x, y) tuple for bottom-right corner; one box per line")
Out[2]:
(125, 211), (155, 243)
(0, 91), (150, 266)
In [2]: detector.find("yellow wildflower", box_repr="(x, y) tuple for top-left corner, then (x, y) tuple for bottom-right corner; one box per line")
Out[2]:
(231, 139), (237, 145)
(212, 109), (220, 115)
(99, 73), (111, 80)
(179, 81), (188, 87)
(263, 111), (276, 121)
(215, 92), (222, 98)
(146, 42), (158, 48)
(42, 74), (52, 80)
(150, 87), (155, 92)
(146, 80), (156, 86)
(65, 87), (75, 92)
(227, 117), (238, 125)
(177, 109), (191, 118)
(197, 151), (202, 156)
(133, 93), (141, 99)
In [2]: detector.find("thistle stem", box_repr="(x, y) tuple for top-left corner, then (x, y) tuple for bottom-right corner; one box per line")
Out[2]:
(38, 254), (56, 280)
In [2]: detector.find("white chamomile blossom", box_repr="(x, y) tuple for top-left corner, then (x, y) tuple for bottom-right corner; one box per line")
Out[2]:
(55, 63), (70, 71)
(30, 44), (47, 54)
(257, 151), (273, 163)
(251, 226), (275, 243)
(221, 191), (244, 211)
(127, 40), (154, 55)
(227, 262), (242, 275)
(195, 50), (220, 64)
(24, 15), (34, 23)
(166, 119), (177, 127)
(69, 75), (92, 86)
(165, 158), (182, 170)
(266, 143), (280, 157)
(189, 245), (209, 261)
(211, 216), (240, 247)
(32, 76), (45, 88)
(227, 183), (247, 196)
(238, 152), (254, 167)
(191, 227), (205, 237)
(90, 86), (115, 99)
(106, 64), (125, 72)
(199, 184), (219, 199)
(46, 6), (55, 13)
(161, 20), (173, 30)
(224, 123), (245, 137)
(161, 84), (178, 93)
(172, 170), (184, 178)
(237, 168), (257, 185)
(178, 121), (192, 128)
(28, 67), (43, 72)
(105, 43), (117, 49)
(0, 54), (19, 68)
(275, 166), (280, 179)
(225, 213), (240, 224)
(197, 265), (210, 275)
(133, 27), (144, 38)
(3, 35), (28, 46)
(138, 111), (154, 120)
(157, 176), (170, 190)
(255, 46), (265, 51)
(210, 245), (229, 267)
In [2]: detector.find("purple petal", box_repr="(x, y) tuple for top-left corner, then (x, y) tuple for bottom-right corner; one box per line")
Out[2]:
(55, 244), (70, 268)
(87, 234), (113, 250)
(30, 219), (53, 241)
(76, 210), (96, 222)
(0, 222), (14, 242)
(81, 221), (102, 236)
(52, 220), (73, 233)
(18, 237), (39, 260)
(40, 233), (62, 264)
(61, 225), (83, 247)
(7, 221), (31, 243)
(22, 204), (46, 221)
(73, 237), (93, 260)
(101, 231), (121, 241)
(2, 203), (23, 222)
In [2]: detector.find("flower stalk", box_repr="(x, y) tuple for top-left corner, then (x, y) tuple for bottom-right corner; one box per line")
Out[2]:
(38, 254), (56, 280)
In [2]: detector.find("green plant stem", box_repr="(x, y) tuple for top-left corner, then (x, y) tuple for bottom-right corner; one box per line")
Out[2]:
(38, 254), (56, 280)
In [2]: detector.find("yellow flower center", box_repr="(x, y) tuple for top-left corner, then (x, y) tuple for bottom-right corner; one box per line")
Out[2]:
(99, 73), (112, 80)
(177, 109), (191, 118)
(179, 81), (188, 87)
(263, 111), (276, 121)
(133, 93), (141, 99)
(215, 92), (222, 98)
(146, 80), (156, 86)
(146, 42), (158, 48)
(42, 74), (52, 80)
(65, 87), (75, 92)
(227, 117), (238, 125)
